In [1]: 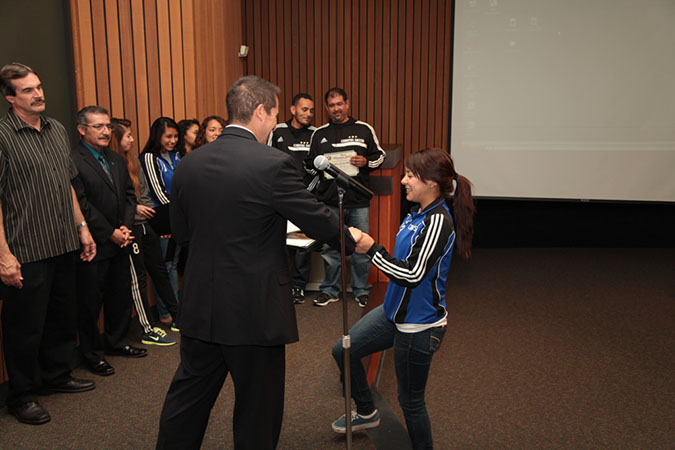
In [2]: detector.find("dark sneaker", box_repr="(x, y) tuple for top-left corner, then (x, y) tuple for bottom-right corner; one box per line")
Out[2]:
(331, 409), (380, 433)
(356, 294), (368, 308)
(170, 323), (180, 332)
(292, 287), (305, 304)
(141, 327), (177, 346)
(313, 292), (338, 307)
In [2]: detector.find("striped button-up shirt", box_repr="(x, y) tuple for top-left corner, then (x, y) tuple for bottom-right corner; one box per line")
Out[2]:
(0, 108), (80, 264)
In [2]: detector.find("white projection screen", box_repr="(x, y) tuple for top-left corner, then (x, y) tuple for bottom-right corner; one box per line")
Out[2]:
(451, 0), (675, 201)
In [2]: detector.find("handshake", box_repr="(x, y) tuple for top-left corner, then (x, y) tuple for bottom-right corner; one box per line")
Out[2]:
(349, 227), (375, 254)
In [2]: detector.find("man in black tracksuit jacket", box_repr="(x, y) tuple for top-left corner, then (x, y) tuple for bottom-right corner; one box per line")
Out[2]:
(267, 93), (317, 304)
(305, 88), (386, 308)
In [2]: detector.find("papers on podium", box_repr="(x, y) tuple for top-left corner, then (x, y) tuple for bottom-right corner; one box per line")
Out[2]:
(286, 221), (315, 248)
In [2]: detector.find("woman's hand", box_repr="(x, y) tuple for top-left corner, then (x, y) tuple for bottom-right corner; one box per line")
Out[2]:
(136, 204), (156, 219)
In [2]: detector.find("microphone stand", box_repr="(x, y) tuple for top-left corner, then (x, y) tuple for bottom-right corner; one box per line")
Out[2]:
(336, 183), (353, 449)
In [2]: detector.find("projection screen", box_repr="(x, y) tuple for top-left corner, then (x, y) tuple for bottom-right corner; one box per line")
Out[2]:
(450, 0), (675, 202)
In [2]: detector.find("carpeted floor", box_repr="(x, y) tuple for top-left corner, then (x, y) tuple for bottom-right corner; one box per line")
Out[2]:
(0, 248), (673, 449)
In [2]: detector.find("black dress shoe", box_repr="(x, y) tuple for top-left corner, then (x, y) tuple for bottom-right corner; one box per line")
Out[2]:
(9, 400), (51, 425)
(87, 359), (116, 376)
(106, 345), (148, 358)
(43, 376), (96, 394)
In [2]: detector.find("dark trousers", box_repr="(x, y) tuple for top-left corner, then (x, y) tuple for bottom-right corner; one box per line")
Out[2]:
(76, 250), (132, 363)
(290, 247), (312, 290)
(1, 252), (77, 406)
(130, 223), (178, 330)
(156, 335), (286, 450)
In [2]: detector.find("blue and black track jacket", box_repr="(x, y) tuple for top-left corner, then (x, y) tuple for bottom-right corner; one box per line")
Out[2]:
(366, 199), (455, 328)
(140, 150), (181, 207)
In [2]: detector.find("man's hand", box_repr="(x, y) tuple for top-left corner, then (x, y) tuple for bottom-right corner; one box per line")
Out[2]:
(121, 226), (134, 247)
(78, 226), (97, 262)
(355, 232), (375, 254)
(350, 155), (367, 168)
(0, 251), (23, 288)
(111, 228), (134, 247)
(348, 226), (363, 244)
(136, 204), (155, 219)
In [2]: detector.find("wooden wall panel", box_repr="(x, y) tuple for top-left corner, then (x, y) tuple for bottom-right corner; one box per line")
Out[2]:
(69, 0), (244, 153)
(244, 0), (452, 157)
(169, 0), (186, 121)
(130, 0), (150, 145)
(181, 0), (197, 120)
(69, 0), (451, 176)
(118, 0), (139, 134)
(71, 0), (98, 105)
(105, 1), (124, 117)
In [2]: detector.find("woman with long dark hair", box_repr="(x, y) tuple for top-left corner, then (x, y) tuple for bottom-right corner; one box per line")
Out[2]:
(139, 117), (182, 325)
(109, 118), (178, 343)
(176, 118), (199, 157)
(331, 148), (475, 449)
(194, 115), (227, 148)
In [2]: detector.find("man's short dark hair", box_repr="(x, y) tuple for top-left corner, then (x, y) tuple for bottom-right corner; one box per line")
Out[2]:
(324, 88), (348, 104)
(292, 93), (313, 106)
(226, 76), (280, 124)
(76, 105), (110, 127)
(0, 62), (37, 97)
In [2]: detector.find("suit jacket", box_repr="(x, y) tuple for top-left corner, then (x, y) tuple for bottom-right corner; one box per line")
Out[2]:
(171, 126), (355, 346)
(71, 141), (136, 261)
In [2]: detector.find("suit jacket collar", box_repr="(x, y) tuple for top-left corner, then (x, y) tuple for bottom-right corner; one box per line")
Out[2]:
(76, 141), (117, 191)
(223, 124), (257, 141)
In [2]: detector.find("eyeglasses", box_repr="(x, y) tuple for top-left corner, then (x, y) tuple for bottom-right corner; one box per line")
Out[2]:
(84, 124), (113, 130)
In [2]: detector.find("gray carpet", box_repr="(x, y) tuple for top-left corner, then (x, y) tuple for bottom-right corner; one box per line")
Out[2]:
(1, 248), (673, 449)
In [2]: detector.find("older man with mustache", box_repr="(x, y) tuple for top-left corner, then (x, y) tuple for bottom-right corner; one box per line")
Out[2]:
(71, 105), (147, 378)
(0, 62), (97, 425)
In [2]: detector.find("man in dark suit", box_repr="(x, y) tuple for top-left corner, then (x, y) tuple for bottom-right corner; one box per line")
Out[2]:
(156, 76), (356, 449)
(71, 106), (147, 377)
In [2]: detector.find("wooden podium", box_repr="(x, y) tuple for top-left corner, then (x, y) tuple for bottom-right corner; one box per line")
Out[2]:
(367, 144), (403, 284)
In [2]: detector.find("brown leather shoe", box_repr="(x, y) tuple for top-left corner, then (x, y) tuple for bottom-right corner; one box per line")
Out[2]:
(9, 400), (51, 425)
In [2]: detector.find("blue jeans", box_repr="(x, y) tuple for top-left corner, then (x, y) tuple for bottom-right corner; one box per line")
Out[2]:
(320, 206), (371, 298)
(154, 237), (180, 320)
(332, 305), (446, 450)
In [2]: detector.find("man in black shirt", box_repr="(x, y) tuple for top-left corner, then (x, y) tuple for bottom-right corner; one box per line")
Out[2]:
(268, 93), (316, 303)
(0, 62), (96, 425)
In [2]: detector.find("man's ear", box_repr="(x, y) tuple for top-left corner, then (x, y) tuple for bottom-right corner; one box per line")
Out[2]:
(254, 103), (266, 120)
(290, 105), (296, 116)
(4, 94), (15, 106)
(77, 125), (86, 137)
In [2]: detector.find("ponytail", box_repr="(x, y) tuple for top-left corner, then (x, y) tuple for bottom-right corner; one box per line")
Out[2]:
(451, 173), (475, 259)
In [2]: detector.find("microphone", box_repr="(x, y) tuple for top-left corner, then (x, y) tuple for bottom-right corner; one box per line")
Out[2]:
(314, 155), (374, 200)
